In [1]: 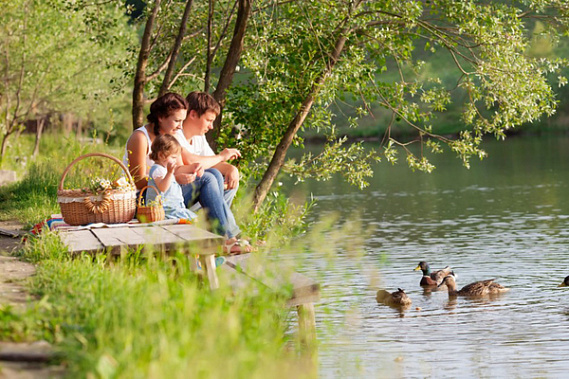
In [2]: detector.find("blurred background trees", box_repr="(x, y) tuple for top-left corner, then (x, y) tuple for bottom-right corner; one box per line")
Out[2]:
(2, 0), (569, 210)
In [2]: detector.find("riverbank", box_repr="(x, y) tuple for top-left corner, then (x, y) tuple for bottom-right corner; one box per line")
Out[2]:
(0, 221), (65, 379)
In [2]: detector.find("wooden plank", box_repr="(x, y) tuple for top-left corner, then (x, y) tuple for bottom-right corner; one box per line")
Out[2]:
(219, 263), (260, 293)
(288, 272), (321, 307)
(90, 227), (148, 254)
(124, 225), (182, 247)
(0, 228), (21, 238)
(224, 254), (320, 306)
(162, 224), (223, 254)
(59, 224), (224, 255)
(58, 230), (103, 253)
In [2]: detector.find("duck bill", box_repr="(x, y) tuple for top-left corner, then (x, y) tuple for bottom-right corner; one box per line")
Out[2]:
(559, 282), (567, 287)
(414, 265), (421, 271)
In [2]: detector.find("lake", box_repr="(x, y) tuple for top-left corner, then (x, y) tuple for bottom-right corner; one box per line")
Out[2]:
(284, 135), (569, 378)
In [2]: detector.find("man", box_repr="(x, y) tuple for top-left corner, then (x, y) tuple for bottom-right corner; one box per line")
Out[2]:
(177, 91), (241, 209)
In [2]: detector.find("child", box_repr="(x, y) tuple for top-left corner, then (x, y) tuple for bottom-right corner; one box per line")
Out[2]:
(147, 134), (197, 221)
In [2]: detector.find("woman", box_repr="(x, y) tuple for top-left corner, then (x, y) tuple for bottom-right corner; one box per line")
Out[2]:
(124, 92), (249, 253)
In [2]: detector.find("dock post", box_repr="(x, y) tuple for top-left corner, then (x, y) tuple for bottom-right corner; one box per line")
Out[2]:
(199, 254), (219, 290)
(297, 303), (316, 348)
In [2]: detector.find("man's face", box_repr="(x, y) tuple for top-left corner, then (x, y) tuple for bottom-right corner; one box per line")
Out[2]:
(196, 110), (217, 135)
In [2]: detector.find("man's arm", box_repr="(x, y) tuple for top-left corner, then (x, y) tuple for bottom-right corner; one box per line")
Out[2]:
(181, 147), (240, 170)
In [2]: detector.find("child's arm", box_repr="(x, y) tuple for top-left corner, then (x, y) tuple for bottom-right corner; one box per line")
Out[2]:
(153, 161), (177, 193)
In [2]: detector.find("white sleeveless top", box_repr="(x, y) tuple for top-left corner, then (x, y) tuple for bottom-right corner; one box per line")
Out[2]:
(123, 125), (155, 176)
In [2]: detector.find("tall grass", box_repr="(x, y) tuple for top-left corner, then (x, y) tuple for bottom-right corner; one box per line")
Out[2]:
(0, 133), (321, 378)
(11, 233), (311, 378)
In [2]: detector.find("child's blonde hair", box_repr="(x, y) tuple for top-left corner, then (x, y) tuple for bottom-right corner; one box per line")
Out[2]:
(149, 134), (181, 162)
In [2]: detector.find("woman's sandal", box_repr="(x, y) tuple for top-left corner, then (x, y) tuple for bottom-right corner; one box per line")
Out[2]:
(224, 239), (254, 255)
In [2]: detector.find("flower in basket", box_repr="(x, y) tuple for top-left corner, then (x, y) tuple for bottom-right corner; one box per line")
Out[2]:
(86, 176), (135, 194)
(89, 177), (112, 193)
(113, 177), (135, 191)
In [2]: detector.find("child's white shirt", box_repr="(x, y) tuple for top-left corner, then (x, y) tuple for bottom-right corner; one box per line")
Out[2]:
(150, 164), (167, 182)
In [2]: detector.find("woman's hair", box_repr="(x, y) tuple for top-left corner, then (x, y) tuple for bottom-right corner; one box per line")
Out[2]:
(185, 91), (220, 117)
(149, 134), (182, 162)
(147, 92), (188, 135)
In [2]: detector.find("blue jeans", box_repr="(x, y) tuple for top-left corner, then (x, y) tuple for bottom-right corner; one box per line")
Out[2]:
(182, 168), (240, 238)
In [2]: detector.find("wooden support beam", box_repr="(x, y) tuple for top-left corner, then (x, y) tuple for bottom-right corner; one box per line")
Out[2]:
(297, 303), (316, 349)
(199, 254), (219, 290)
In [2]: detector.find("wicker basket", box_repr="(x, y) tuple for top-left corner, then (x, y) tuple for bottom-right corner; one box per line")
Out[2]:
(57, 153), (137, 226)
(136, 185), (165, 223)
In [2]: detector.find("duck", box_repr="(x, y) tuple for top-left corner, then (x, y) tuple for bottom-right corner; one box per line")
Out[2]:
(414, 261), (453, 286)
(439, 275), (509, 297)
(558, 276), (569, 287)
(376, 288), (412, 307)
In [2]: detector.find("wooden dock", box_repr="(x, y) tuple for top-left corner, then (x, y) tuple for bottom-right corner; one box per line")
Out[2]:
(57, 224), (320, 344)
(58, 224), (224, 256)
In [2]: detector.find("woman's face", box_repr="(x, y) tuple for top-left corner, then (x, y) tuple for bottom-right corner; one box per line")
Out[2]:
(158, 109), (187, 135)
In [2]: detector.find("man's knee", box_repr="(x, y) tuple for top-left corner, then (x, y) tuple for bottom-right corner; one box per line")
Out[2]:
(205, 168), (223, 183)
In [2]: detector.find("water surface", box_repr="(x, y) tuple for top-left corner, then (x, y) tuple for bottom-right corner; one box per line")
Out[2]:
(286, 135), (569, 378)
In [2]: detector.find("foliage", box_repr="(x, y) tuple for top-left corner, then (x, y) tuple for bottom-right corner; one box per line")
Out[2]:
(0, 0), (135, 163)
(0, 134), (120, 225)
(3, 0), (569, 207)
(218, 0), (569, 189)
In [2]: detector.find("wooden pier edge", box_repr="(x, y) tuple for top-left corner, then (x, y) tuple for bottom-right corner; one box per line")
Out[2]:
(224, 254), (320, 346)
(57, 225), (320, 344)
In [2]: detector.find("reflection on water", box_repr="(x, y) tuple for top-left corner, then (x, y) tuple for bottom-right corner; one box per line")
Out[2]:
(285, 135), (569, 378)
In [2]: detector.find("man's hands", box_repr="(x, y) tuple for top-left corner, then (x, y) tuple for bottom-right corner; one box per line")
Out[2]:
(219, 148), (241, 162)
(224, 164), (240, 190)
(188, 162), (204, 177)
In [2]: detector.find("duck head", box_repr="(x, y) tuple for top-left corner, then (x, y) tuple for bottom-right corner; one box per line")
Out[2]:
(439, 275), (458, 292)
(414, 261), (430, 275)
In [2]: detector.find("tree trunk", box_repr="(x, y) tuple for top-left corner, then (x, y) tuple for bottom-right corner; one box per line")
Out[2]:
(209, 0), (252, 148)
(32, 117), (45, 158)
(251, 32), (350, 212)
(204, 0), (215, 93)
(0, 131), (13, 167)
(76, 118), (82, 139)
(132, 0), (162, 130)
(159, 0), (194, 97)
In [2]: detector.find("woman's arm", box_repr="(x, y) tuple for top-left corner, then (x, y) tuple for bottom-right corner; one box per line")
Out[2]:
(125, 131), (149, 189)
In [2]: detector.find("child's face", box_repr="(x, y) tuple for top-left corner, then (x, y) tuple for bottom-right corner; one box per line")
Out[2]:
(158, 109), (187, 135)
(158, 152), (179, 166)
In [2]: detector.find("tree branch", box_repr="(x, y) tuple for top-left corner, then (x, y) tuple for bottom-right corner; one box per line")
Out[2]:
(132, 0), (162, 130)
(159, 0), (194, 96)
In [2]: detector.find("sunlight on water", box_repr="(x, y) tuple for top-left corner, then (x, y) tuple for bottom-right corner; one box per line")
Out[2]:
(286, 136), (569, 378)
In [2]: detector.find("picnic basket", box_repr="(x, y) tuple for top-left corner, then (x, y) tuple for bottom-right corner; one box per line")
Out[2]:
(136, 185), (165, 223)
(57, 153), (137, 226)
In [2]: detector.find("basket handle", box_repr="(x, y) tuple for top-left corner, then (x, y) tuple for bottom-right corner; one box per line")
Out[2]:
(58, 152), (135, 191)
(137, 185), (162, 207)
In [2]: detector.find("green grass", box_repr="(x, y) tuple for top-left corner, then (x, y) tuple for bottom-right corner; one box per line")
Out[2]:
(0, 134), (124, 226)
(2, 232), (310, 378)
(0, 133), (320, 378)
